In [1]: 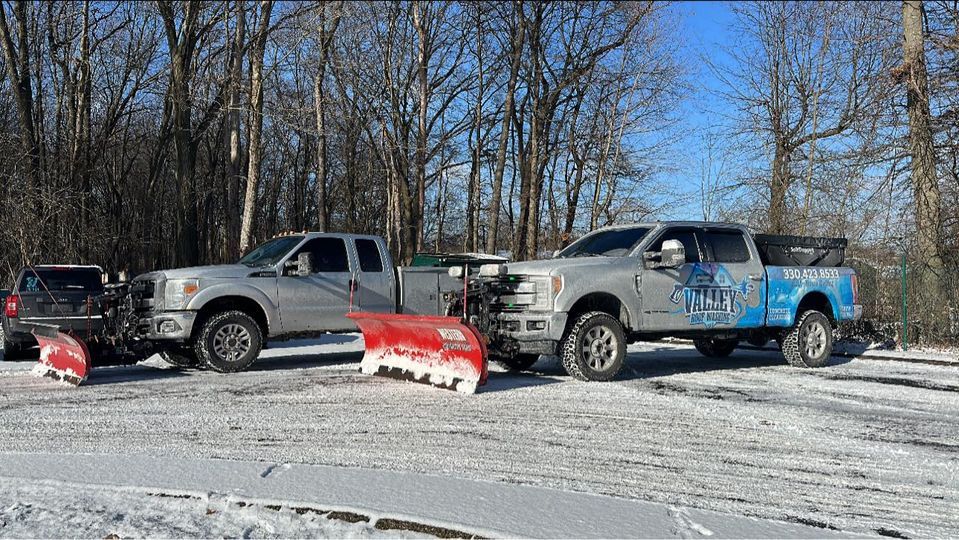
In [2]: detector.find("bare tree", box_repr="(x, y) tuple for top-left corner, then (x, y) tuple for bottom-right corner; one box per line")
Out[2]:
(239, 0), (274, 254)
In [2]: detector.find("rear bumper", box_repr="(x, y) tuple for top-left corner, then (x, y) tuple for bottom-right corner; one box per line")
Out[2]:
(138, 311), (197, 341)
(3, 316), (105, 343)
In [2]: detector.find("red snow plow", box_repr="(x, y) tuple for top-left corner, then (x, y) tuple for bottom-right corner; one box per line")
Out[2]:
(348, 312), (488, 393)
(30, 324), (92, 386)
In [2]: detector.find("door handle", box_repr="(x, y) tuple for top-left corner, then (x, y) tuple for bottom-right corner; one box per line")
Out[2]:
(747, 273), (763, 281)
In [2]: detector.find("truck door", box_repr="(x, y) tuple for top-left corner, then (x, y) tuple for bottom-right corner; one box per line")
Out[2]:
(352, 238), (395, 314)
(277, 237), (354, 332)
(700, 229), (766, 328)
(640, 227), (706, 331)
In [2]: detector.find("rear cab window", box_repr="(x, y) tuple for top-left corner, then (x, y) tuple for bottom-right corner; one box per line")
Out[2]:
(17, 268), (103, 293)
(355, 239), (384, 273)
(704, 230), (752, 263)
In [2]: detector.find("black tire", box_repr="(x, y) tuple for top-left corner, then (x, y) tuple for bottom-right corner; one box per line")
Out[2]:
(693, 338), (738, 358)
(560, 311), (626, 382)
(2, 336), (21, 360)
(194, 310), (263, 373)
(158, 347), (200, 368)
(495, 354), (539, 372)
(782, 310), (833, 368)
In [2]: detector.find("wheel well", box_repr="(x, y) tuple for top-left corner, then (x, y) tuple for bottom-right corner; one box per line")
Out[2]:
(568, 293), (629, 328)
(197, 296), (269, 336)
(797, 292), (834, 323)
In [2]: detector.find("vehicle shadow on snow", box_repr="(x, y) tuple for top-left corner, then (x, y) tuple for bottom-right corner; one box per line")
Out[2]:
(85, 364), (192, 385)
(484, 371), (563, 391)
(616, 346), (852, 380)
(247, 351), (365, 372)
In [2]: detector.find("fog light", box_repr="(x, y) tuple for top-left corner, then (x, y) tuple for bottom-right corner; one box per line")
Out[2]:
(158, 320), (181, 334)
(527, 320), (546, 331)
(504, 321), (520, 332)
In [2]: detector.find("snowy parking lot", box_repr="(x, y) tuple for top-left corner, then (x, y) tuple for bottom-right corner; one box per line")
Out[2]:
(1, 337), (957, 538)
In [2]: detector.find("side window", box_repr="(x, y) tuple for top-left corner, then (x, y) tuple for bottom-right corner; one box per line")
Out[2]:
(706, 231), (751, 263)
(296, 238), (350, 273)
(648, 229), (701, 263)
(355, 239), (384, 273)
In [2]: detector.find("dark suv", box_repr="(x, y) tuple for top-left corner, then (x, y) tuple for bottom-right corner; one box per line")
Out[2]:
(2, 266), (105, 358)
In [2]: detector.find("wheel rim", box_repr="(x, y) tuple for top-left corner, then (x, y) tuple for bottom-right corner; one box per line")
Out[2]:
(213, 323), (252, 363)
(581, 325), (619, 371)
(801, 319), (828, 360)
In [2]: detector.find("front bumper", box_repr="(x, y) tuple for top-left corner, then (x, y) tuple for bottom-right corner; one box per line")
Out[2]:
(138, 311), (197, 341)
(493, 311), (567, 341)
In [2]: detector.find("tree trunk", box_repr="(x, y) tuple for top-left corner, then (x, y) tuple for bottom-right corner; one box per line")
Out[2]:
(902, 0), (945, 336)
(412, 1), (429, 252)
(239, 0), (274, 254)
(485, 1), (525, 255)
(314, 1), (341, 232)
(224, 0), (245, 259)
(767, 142), (790, 234)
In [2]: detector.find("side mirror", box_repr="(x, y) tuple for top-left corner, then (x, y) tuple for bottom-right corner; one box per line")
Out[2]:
(660, 239), (686, 268)
(296, 252), (314, 276)
(552, 249), (561, 258)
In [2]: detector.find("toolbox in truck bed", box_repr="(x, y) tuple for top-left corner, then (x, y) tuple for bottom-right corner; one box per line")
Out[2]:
(752, 234), (847, 267)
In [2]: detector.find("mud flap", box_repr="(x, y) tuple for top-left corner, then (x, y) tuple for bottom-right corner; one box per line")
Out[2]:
(31, 325), (91, 386)
(347, 312), (488, 393)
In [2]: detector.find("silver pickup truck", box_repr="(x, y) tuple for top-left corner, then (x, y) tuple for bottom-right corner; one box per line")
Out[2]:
(474, 221), (862, 381)
(121, 233), (461, 372)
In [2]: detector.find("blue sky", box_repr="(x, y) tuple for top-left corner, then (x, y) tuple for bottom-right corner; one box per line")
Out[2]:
(664, 1), (741, 219)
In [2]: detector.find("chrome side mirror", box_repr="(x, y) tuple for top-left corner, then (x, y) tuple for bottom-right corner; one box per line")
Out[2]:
(660, 239), (686, 268)
(296, 252), (314, 276)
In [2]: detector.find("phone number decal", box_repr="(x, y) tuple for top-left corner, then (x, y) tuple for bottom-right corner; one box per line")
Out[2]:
(780, 268), (840, 280)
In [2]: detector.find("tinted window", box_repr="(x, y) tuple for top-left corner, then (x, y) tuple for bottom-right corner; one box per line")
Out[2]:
(706, 231), (751, 263)
(558, 227), (651, 258)
(18, 268), (103, 293)
(296, 238), (350, 272)
(648, 229), (701, 263)
(355, 239), (384, 272)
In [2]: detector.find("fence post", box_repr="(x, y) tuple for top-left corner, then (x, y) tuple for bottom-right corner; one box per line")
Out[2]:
(901, 254), (908, 351)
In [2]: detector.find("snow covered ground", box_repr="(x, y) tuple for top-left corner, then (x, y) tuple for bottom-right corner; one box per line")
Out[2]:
(1, 336), (957, 538)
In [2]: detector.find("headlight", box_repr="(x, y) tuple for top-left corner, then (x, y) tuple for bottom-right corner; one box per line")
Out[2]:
(164, 279), (200, 309)
(529, 276), (563, 309)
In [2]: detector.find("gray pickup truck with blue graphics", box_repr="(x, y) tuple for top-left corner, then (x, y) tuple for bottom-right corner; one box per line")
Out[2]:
(473, 221), (861, 381)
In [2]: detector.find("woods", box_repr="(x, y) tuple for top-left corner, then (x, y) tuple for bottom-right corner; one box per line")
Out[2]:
(0, 0), (957, 344)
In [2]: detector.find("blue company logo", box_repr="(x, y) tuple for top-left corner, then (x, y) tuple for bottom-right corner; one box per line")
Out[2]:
(669, 263), (754, 328)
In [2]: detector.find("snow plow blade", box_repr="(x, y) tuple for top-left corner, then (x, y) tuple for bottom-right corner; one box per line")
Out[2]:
(348, 312), (488, 393)
(31, 325), (91, 386)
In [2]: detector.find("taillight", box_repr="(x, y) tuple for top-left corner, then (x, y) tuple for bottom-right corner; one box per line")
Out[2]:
(851, 274), (859, 304)
(4, 294), (19, 318)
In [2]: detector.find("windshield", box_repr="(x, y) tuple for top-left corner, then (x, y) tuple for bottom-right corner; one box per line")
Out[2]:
(558, 227), (652, 258)
(238, 236), (304, 267)
(18, 268), (103, 292)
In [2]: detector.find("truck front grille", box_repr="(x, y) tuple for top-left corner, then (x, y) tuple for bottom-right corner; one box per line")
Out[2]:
(489, 276), (537, 313)
(130, 279), (158, 312)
